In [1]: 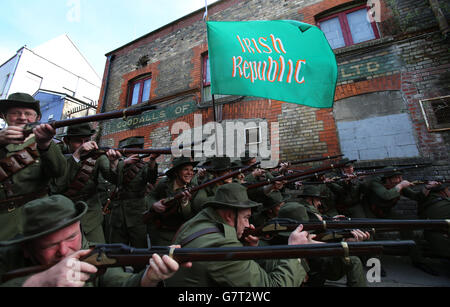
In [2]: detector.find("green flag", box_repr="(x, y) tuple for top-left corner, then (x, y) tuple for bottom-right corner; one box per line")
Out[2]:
(206, 20), (338, 108)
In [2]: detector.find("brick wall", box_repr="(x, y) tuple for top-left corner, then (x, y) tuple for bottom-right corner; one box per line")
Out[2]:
(98, 0), (449, 177)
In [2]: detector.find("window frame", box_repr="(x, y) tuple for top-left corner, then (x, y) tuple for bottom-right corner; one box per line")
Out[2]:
(317, 4), (380, 48)
(127, 74), (152, 107)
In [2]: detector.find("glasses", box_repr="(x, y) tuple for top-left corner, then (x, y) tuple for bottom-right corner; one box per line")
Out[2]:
(7, 111), (38, 119)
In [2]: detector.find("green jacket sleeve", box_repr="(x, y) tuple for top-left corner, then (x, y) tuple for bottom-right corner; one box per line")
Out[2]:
(39, 141), (67, 179)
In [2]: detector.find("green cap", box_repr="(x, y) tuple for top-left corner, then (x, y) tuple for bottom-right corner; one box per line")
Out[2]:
(165, 156), (199, 178)
(0, 92), (41, 116)
(240, 150), (255, 163)
(62, 123), (96, 137)
(203, 183), (262, 210)
(0, 195), (87, 246)
(428, 182), (449, 193)
(119, 136), (145, 149)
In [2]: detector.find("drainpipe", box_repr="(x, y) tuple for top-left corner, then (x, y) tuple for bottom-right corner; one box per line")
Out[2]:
(429, 0), (449, 39)
(100, 54), (115, 113)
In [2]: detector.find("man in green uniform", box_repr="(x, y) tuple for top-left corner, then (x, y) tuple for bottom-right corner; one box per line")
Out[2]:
(418, 182), (450, 259)
(361, 166), (437, 275)
(0, 195), (187, 287)
(51, 123), (121, 243)
(0, 93), (67, 241)
(108, 136), (158, 249)
(165, 183), (310, 287)
(277, 185), (369, 287)
(327, 158), (366, 218)
(145, 156), (198, 246)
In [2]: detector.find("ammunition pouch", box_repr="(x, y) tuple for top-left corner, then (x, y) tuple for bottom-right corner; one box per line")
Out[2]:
(0, 144), (39, 182)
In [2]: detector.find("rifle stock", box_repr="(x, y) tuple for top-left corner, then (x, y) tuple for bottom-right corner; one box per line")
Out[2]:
(1, 240), (415, 283)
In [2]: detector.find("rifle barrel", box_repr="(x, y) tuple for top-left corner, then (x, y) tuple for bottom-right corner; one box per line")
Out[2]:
(289, 154), (344, 166)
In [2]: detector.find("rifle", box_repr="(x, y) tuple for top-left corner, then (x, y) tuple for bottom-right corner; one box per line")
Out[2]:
(1, 240), (415, 283)
(23, 105), (157, 136)
(242, 218), (450, 240)
(142, 162), (260, 224)
(287, 154), (344, 166)
(80, 139), (206, 161)
(354, 164), (432, 178)
(244, 160), (351, 190)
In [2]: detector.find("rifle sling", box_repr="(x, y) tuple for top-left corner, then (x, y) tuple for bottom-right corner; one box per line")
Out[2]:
(179, 227), (222, 247)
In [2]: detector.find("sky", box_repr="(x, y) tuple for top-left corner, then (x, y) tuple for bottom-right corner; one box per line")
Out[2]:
(0, 0), (220, 79)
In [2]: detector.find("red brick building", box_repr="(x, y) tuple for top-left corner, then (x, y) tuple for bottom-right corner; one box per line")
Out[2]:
(97, 0), (449, 187)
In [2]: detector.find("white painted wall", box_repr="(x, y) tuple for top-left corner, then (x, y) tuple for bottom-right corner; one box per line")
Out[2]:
(0, 35), (101, 105)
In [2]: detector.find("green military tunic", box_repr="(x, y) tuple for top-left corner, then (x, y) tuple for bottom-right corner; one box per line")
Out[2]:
(0, 137), (66, 241)
(146, 176), (196, 246)
(166, 206), (307, 287)
(418, 191), (450, 258)
(0, 237), (144, 287)
(51, 154), (117, 243)
(108, 159), (158, 248)
(328, 178), (366, 218)
(277, 201), (367, 287)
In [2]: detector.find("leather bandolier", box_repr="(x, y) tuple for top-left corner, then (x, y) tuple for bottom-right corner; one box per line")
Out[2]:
(0, 143), (47, 212)
(117, 160), (146, 199)
(64, 157), (97, 201)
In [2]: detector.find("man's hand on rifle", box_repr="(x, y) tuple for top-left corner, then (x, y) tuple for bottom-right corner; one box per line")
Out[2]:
(23, 250), (98, 287)
(106, 149), (122, 172)
(288, 224), (323, 245)
(34, 124), (56, 151)
(124, 154), (140, 166)
(345, 229), (371, 242)
(0, 126), (26, 145)
(152, 200), (167, 213)
(180, 191), (192, 208)
(73, 141), (98, 161)
(240, 224), (259, 247)
(252, 168), (265, 179)
(140, 246), (192, 287)
(395, 180), (414, 192)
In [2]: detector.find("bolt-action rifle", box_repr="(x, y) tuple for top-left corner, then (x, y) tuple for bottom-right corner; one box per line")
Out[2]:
(23, 105), (157, 137)
(1, 240), (415, 283)
(242, 218), (450, 241)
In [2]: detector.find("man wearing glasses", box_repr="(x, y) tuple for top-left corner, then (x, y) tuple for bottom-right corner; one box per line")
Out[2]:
(0, 93), (66, 241)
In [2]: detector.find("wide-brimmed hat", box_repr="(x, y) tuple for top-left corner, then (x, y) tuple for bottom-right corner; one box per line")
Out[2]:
(165, 156), (199, 178)
(252, 191), (291, 212)
(278, 202), (310, 222)
(299, 185), (327, 199)
(0, 92), (41, 116)
(240, 150), (256, 163)
(61, 123), (96, 137)
(381, 166), (403, 179)
(204, 157), (231, 173)
(203, 183), (262, 210)
(339, 158), (354, 166)
(0, 195), (87, 246)
(119, 136), (145, 149)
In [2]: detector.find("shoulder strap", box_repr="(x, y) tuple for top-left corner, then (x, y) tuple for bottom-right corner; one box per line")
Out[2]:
(179, 226), (222, 247)
(123, 161), (146, 186)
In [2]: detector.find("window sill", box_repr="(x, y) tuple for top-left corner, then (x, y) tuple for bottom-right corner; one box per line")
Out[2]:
(333, 36), (394, 55)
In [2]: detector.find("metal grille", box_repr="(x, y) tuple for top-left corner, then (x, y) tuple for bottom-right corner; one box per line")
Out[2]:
(419, 95), (450, 132)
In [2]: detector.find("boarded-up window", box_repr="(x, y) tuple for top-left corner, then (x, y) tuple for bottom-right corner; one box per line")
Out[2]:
(419, 96), (450, 132)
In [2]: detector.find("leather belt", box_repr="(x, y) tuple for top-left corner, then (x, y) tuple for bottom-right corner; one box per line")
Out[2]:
(0, 189), (49, 213)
